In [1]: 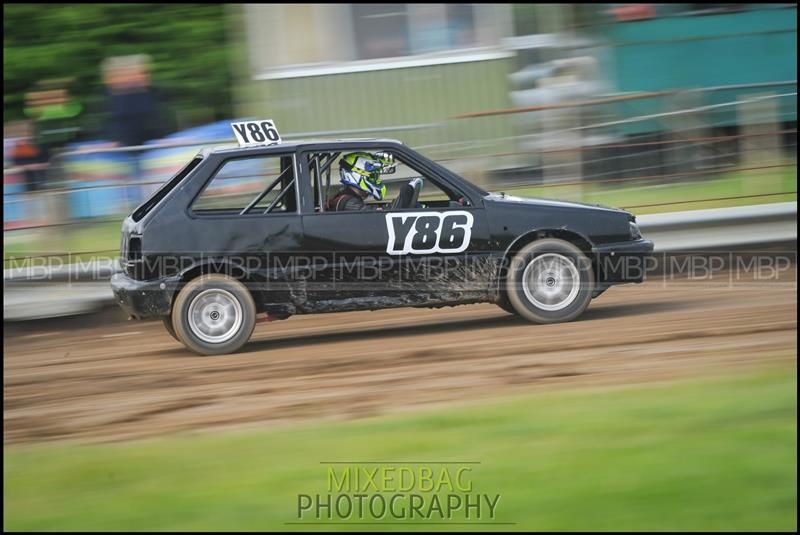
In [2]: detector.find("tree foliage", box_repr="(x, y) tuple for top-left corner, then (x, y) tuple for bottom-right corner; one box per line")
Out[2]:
(4, 3), (234, 128)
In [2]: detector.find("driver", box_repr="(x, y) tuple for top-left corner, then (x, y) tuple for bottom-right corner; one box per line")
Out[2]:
(325, 152), (396, 211)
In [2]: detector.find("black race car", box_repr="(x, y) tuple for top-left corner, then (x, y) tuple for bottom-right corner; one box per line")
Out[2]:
(111, 131), (653, 355)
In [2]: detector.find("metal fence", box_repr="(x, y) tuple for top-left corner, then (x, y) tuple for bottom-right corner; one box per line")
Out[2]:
(3, 81), (797, 262)
(428, 81), (797, 189)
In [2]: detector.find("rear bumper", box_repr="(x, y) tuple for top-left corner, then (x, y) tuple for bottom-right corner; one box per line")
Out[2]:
(594, 238), (655, 284)
(110, 272), (181, 320)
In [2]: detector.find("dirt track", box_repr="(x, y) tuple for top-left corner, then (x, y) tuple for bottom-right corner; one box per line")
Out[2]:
(4, 272), (797, 446)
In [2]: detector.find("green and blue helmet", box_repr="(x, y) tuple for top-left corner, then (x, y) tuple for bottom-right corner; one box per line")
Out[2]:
(339, 152), (396, 200)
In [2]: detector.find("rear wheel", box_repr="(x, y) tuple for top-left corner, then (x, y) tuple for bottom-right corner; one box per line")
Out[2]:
(505, 239), (594, 324)
(171, 274), (256, 355)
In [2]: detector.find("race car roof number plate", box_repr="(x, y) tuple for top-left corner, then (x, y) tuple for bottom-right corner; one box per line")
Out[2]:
(231, 120), (282, 147)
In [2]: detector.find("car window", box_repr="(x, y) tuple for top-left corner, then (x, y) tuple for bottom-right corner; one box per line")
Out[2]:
(192, 154), (297, 215)
(306, 151), (340, 212)
(305, 149), (469, 212)
(371, 153), (460, 208)
(132, 156), (202, 222)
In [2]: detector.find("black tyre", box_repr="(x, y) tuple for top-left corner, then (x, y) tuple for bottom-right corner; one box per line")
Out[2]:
(171, 274), (256, 356)
(496, 293), (517, 315)
(162, 315), (179, 341)
(505, 238), (594, 324)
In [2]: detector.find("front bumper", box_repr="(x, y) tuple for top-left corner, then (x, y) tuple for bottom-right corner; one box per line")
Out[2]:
(110, 272), (182, 320)
(593, 238), (655, 284)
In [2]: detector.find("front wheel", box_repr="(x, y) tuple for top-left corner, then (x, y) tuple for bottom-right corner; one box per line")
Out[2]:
(162, 315), (179, 341)
(496, 293), (517, 315)
(171, 274), (256, 355)
(505, 239), (594, 324)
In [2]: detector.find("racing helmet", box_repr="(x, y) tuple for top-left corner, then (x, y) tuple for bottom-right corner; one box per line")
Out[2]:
(339, 152), (396, 201)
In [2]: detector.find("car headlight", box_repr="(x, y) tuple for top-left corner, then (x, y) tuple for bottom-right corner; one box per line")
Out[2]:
(629, 221), (642, 240)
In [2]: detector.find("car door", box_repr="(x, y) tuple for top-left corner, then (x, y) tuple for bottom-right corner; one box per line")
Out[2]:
(182, 150), (306, 315)
(297, 146), (493, 311)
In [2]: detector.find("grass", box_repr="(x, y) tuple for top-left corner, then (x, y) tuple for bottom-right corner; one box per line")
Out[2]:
(3, 220), (122, 266)
(507, 165), (797, 214)
(4, 367), (797, 531)
(3, 165), (797, 264)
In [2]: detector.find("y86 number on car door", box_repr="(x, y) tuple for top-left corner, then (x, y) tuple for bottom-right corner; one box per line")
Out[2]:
(385, 211), (473, 255)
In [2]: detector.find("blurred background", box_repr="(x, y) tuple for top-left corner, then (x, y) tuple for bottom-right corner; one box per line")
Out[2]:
(3, 3), (797, 262)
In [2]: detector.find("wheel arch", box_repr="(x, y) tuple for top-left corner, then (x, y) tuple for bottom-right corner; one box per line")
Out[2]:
(173, 260), (266, 313)
(496, 228), (596, 297)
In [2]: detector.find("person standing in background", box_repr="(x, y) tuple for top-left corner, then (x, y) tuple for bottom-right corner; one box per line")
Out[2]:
(99, 55), (173, 148)
(85, 54), (175, 207)
(8, 120), (46, 194)
(21, 80), (83, 191)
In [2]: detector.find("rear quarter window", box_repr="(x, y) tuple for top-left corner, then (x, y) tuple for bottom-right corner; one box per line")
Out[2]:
(132, 156), (203, 222)
(191, 154), (297, 216)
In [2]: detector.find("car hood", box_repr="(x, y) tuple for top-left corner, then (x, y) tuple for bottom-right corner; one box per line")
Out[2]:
(483, 192), (633, 219)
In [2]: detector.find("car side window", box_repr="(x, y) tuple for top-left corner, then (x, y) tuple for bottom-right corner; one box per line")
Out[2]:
(305, 149), (470, 212)
(191, 154), (297, 215)
(374, 153), (468, 209)
(306, 151), (340, 212)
